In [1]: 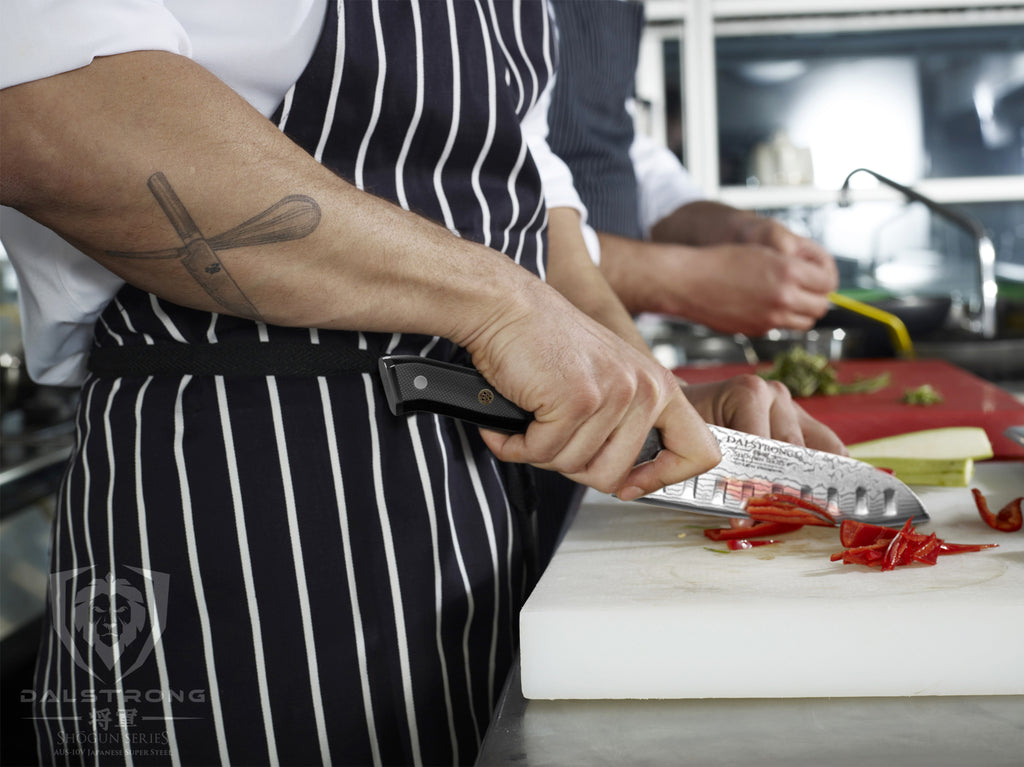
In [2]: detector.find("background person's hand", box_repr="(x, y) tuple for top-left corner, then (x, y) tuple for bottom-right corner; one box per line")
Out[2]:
(601, 200), (840, 336)
(652, 240), (837, 336)
(680, 374), (847, 455)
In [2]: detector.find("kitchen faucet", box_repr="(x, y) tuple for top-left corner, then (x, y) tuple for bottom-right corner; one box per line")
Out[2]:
(838, 167), (998, 339)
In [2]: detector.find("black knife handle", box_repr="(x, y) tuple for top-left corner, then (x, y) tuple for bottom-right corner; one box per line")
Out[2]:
(378, 355), (663, 464)
(379, 355), (531, 433)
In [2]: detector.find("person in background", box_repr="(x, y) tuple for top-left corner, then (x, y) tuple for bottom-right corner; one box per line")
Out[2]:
(548, 0), (839, 338)
(1, 2), (843, 765)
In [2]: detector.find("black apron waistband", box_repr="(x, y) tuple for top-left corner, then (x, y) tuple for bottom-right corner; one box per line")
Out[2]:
(88, 336), (546, 577)
(87, 339), (380, 378)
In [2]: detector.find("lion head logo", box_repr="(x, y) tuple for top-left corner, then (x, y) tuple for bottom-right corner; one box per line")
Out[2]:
(72, 574), (148, 671)
(51, 566), (169, 682)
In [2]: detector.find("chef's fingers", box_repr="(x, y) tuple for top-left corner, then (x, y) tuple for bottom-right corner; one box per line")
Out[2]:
(680, 376), (846, 456)
(764, 380), (807, 447)
(770, 287), (833, 330)
(478, 364), (637, 478)
(615, 396), (721, 501)
(479, 418), (586, 473)
(522, 394), (634, 482)
(688, 375), (774, 439)
(760, 228), (837, 296)
(554, 404), (657, 492)
(534, 371), (710, 496)
(793, 258), (837, 297)
(795, 406), (848, 455)
(767, 226), (839, 290)
(483, 376), (720, 499)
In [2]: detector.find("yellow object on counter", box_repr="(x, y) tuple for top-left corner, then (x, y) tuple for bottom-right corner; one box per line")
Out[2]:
(846, 426), (994, 487)
(828, 291), (916, 359)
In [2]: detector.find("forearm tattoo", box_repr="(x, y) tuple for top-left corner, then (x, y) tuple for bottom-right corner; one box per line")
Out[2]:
(105, 172), (322, 321)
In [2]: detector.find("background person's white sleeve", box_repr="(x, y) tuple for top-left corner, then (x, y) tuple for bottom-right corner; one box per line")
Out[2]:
(522, 76), (602, 265)
(630, 128), (706, 238)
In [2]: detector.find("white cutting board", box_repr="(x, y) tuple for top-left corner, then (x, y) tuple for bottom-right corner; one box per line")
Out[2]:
(520, 462), (1024, 700)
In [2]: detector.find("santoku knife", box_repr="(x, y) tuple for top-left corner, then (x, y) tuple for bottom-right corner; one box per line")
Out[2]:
(379, 355), (927, 525)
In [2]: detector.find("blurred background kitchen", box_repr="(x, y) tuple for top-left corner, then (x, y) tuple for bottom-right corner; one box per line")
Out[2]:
(1, 0), (1023, 761)
(633, 0), (1024, 380)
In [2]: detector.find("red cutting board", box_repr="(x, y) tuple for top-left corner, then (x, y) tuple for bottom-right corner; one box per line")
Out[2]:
(676, 358), (1024, 459)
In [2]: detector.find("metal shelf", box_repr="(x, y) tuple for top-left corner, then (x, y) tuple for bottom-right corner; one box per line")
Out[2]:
(640, 1), (1024, 199)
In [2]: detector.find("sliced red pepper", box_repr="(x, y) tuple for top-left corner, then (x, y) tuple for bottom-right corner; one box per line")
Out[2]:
(911, 533), (941, 566)
(746, 493), (836, 526)
(833, 517), (997, 570)
(938, 541), (999, 554)
(746, 505), (833, 527)
(839, 547), (886, 567)
(839, 519), (900, 548)
(746, 493), (827, 514)
(830, 540), (887, 564)
(726, 539), (784, 550)
(882, 524), (917, 571)
(704, 521), (803, 541)
(972, 489), (1023, 533)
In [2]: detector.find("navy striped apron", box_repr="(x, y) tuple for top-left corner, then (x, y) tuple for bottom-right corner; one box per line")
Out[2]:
(32, 2), (554, 765)
(547, 0), (646, 239)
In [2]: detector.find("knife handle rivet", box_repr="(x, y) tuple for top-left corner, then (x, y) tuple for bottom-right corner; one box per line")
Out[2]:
(413, 375), (428, 390)
(478, 388), (495, 406)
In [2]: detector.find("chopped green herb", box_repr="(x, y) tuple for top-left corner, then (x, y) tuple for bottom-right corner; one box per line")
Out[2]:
(902, 384), (943, 406)
(703, 547), (730, 554)
(759, 346), (890, 398)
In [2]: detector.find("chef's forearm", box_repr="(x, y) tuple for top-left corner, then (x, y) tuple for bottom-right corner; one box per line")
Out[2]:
(650, 200), (758, 247)
(0, 50), (535, 348)
(596, 231), (700, 317)
(546, 208), (652, 356)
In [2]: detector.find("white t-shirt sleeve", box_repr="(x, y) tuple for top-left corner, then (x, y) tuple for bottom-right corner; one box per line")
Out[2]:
(0, 1), (191, 89)
(521, 75), (601, 265)
(630, 128), (706, 237)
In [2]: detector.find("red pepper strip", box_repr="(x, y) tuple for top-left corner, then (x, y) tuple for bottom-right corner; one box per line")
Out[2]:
(833, 517), (998, 569)
(704, 521), (803, 541)
(746, 503), (838, 527)
(911, 533), (941, 566)
(938, 541), (999, 554)
(834, 543), (889, 566)
(746, 493), (836, 526)
(861, 548), (886, 566)
(726, 539), (784, 550)
(748, 492), (829, 514)
(839, 519), (901, 548)
(882, 529), (912, 571)
(885, 520), (923, 571)
(830, 540), (887, 563)
(972, 489), (1024, 533)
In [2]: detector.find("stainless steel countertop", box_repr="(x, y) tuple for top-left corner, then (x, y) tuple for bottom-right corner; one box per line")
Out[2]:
(478, 663), (1024, 766)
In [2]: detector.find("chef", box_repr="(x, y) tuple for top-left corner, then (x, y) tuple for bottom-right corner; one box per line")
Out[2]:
(0, 1), (843, 764)
(547, 0), (839, 338)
